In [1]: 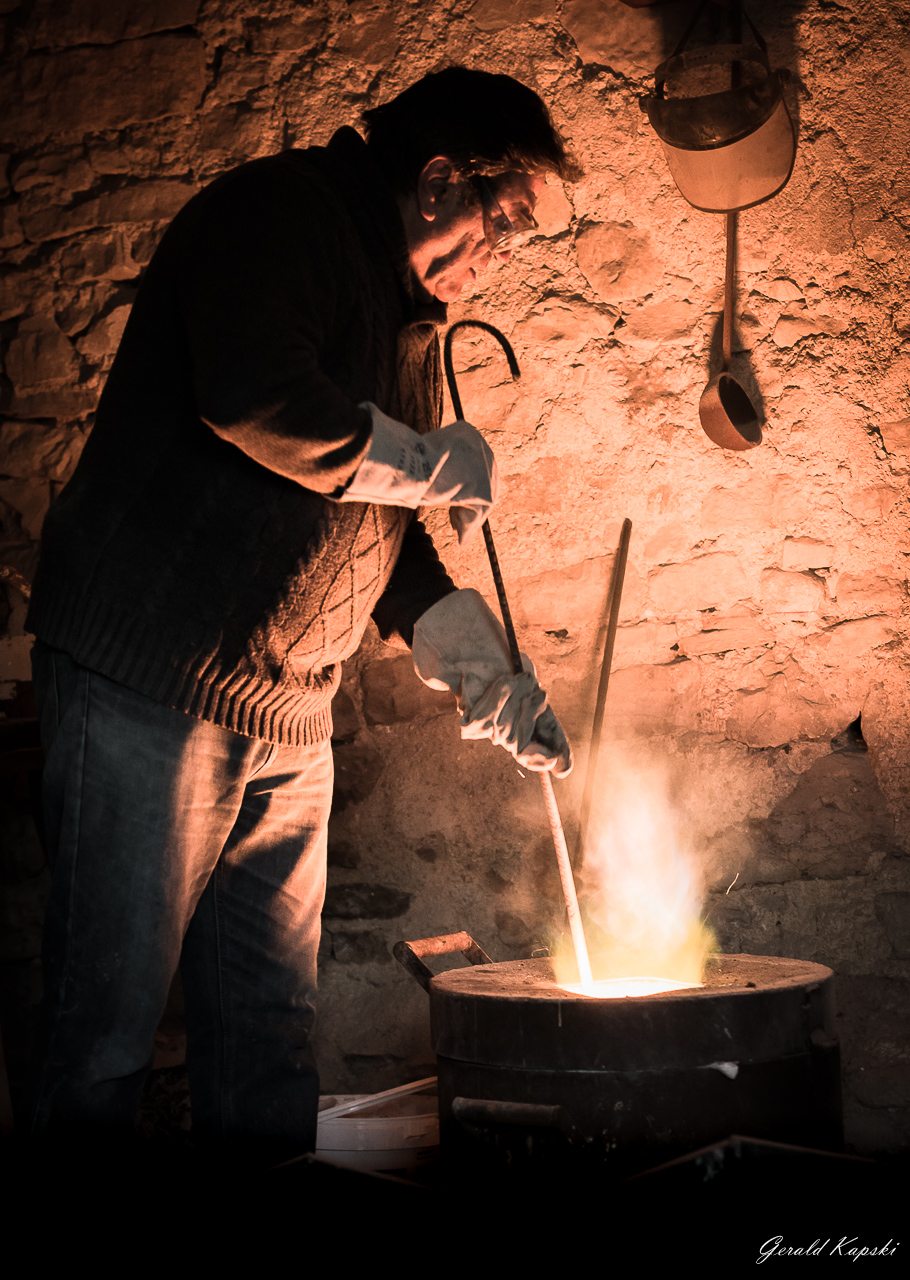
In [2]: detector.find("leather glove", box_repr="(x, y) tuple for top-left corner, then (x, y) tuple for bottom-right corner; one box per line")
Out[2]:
(338, 402), (497, 543)
(412, 588), (573, 777)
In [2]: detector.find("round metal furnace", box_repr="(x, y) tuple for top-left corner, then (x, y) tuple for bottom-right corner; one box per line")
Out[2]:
(425, 952), (842, 1176)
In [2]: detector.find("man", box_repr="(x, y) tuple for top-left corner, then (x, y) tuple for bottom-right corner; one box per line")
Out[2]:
(25, 67), (579, 1161)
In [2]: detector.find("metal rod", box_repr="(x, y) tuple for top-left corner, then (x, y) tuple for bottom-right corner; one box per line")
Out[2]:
(317, 1076), (437, 1123)
(722, 210), (736, 368)
(443, 320), (593, 987)
(575, 517), (632, 868)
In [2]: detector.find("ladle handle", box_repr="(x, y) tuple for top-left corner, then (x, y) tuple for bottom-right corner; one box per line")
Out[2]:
(722, 210), (736, 369)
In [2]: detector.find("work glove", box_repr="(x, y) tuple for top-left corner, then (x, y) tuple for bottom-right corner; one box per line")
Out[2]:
(412, 588), (573, 777)
(338, 402), (497, 543)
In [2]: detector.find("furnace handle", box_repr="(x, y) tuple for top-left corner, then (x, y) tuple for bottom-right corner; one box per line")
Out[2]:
(393, 931), (493, 992)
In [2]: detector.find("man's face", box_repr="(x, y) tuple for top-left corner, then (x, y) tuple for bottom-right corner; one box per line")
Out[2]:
(405, 160), (544, 304)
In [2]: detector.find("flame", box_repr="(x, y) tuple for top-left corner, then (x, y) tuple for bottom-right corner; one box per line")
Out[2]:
(555, 752), (713, 998)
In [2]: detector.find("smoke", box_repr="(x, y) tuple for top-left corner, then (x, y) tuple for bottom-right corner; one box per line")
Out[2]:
(553, 742), (718, 987)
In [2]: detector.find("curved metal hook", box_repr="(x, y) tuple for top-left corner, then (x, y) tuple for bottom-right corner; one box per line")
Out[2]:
(443, 320), (521, 421)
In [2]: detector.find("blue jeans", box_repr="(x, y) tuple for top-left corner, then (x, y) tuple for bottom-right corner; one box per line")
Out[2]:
(31, 644), (333, 1161)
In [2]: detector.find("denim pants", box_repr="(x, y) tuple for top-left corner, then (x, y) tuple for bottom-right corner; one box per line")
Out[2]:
(30, 644), (333, 1159)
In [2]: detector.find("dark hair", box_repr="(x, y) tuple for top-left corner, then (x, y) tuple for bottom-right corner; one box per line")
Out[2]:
(362, 66), (582, 191)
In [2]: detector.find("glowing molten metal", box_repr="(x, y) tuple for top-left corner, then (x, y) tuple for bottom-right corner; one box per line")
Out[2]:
(555, 755), (713, 998)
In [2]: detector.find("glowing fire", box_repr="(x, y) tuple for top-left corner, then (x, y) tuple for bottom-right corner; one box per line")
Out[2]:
(555, 753), (713, 998)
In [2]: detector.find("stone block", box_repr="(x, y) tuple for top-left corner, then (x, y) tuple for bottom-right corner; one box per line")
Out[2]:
(0, 421), (85, 482)
(533, 180), (574, 238)
(834, 573), (906, 618)
(0, 479), (51, 540)
(361, 654), (447, 726)
(648, 554), (751, 615)
(617, 299), (698, 346)
(677, 622), (773, 657)
(760, 569), (825, 615)
(0, 204), (23, 250)
(331, 931), (393, 965)
(772, 314), (821, 347)
(780, 538), (835, 571)
(331, 8), (398, 67)
(57, 284), (120, 338)
(643, 522), (693, 566)
(764, 277), (804, 303)
(875, 894), (910, 960)
(58, 231), (140, 283)
(323, 882), (412, 921)
(725, 673), (845, 749)
(612, 621), (678, 669)
(12, 150), (94, 198)
(761, 752), (896, 879)
(22, 179), (195, 243)
(841, 485), (899, 523)
(7, 36), (206, 145)
(707, 871), (903, 978)
(494, 910), (535, 950)
(4, 317), (80, 393)
(701, 476), (811, 532)
(246, 10), (327, 52)
(8, 385), (98, 421)
(197, 104), (270, 171)
(575, 221), (658, 306)
(563, 0), (660, 72)
(819, 617), (897, 666)
(605, 660), (702, 735)
(26, 0), (200, 47)
(512, 553), (616, 638)
(469, 0), (552, 31)
(76, 306), (131, 363)
(512, 297), (617, 346)
(880, 418), (910, 472)
(0, 266), (48, 322)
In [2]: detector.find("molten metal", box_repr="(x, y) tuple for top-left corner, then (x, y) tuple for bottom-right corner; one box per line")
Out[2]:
(561, 976), (704, 999)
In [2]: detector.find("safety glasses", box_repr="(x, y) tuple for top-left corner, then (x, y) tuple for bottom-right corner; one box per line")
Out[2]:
(472, 174), (539, 255)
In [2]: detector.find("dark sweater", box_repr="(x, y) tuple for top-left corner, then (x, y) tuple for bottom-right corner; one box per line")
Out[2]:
(27, 128), (456, 745)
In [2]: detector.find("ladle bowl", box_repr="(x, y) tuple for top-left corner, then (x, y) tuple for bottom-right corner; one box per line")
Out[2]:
(699, 370), (762, 450)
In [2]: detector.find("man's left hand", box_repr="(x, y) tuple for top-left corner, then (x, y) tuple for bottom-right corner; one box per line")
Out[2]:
(412, 589), (573, 777)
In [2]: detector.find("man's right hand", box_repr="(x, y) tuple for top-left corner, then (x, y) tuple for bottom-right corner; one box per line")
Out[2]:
(337, 403), (498, 542)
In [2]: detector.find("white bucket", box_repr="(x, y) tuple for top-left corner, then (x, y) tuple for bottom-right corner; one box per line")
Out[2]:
(316, 1089), (439, 1175)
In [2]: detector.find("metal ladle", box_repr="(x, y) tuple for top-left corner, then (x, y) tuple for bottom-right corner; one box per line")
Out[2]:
(699, 211), (762, 451)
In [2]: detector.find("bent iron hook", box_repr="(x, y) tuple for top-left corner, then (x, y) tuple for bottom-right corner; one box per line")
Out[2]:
(442, 319), (522, 673)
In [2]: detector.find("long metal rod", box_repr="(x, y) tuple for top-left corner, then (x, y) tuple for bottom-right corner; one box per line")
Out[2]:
(443, 321), (592, 986)
(722, 210), (736, 368)
(575, 517), (632, 868)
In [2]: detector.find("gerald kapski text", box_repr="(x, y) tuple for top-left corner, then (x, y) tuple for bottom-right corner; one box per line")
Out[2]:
(757, 1237), (900, 1263)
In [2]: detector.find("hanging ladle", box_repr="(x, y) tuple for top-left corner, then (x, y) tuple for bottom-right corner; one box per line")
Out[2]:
(698, 211), (762, 451)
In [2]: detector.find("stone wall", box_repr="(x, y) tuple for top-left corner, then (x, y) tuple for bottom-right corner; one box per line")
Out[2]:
(1, 0), (908, 1154)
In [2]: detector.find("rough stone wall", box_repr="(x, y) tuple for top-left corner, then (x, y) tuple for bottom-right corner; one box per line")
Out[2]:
(1, 0), (908, 1153)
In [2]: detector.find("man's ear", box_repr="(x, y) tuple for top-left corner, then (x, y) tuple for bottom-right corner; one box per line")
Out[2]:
(416, 155), (456, 222)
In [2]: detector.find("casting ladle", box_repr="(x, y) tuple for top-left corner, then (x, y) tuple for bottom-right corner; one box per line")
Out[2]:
(699, 212), (762, 451)
(443, 320), (593, 988)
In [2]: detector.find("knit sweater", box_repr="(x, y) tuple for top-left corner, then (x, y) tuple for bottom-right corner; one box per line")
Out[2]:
(27, 128), (457, 745)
